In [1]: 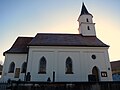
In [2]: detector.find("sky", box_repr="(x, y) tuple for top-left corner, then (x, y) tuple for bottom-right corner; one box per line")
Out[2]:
(0, 0), (120, 64)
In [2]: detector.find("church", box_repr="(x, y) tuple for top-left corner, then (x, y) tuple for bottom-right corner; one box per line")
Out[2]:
(1, 3), (112, 82)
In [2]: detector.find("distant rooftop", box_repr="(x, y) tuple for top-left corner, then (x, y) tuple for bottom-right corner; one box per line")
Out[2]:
(111, 60), (120, 70)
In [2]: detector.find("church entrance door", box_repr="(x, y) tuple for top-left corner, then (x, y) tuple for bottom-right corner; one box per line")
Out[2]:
(92, 66), (99, 81)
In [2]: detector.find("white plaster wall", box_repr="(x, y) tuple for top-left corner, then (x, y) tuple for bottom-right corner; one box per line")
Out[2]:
(80, 23), (96, 36)
(82, 51), (112, 81)
(27, 46), (112, 82)
(104, 50), (113, 81)
(78, 15), (96, 36)
(27, 51), (55, 81)
(1, 54), (27, 81)
(78, 15), (93, 24)
(57, 51), (81, 82)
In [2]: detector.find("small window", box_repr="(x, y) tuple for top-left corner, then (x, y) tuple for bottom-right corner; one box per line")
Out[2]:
(65, 57), (73, 74)
(21, 62), (27, 73)
(14, 68), (20, 78)
(8, 62), (15, 73)
(38, 56), (46, 74)
(108, 68), (110, 70)
(87, 26), (90, 30)
(91, 55), (96, 59)
(101, 72), (107, 77)
(86, 18), (89, 22)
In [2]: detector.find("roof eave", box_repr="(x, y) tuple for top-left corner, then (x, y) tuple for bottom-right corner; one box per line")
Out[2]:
(28, 45), (109, 47)
(3, 51), (28, 56)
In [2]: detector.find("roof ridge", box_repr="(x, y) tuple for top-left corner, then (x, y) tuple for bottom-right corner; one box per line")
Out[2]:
(17, 36), (33, 38)
(37, 33), (78, 35)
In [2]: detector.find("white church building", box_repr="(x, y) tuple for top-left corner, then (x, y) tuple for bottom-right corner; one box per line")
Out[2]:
(1, 3), (112, 82)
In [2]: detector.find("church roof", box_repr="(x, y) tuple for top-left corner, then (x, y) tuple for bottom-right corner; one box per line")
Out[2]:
(80, 3), (92, 16)
(4, 33), (109, 55)
(29, 33), (108, 47)
(3, 37), (33, 55)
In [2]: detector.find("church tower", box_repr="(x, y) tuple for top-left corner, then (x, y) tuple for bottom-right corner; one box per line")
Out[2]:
(78, 3), (96, 36)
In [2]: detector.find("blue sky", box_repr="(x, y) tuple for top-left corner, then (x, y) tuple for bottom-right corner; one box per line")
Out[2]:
(0, 0), (120, 64)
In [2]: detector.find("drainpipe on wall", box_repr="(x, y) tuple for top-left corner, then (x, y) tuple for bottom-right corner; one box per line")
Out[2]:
(24, 46), (29, 81)
(53, 71), (55, 82)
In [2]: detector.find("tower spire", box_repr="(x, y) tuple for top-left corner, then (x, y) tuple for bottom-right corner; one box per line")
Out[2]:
(78, 3), (96, 36)
(80, 3), (92, 16)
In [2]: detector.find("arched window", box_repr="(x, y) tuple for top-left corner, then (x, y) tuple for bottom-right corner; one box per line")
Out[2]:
(8, 62), (15, 73)
(87, 26), (90, 30)
(21, 62), (27, 73)
(92, 66), (99, 81)
(65, 57), (73, 74)
(38, 56), (46, 74)
(86, 18), (89, 22)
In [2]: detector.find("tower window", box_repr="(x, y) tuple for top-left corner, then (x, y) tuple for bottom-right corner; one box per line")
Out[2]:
(87, 26), (90, 30)
(86, 18), (89, 22)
